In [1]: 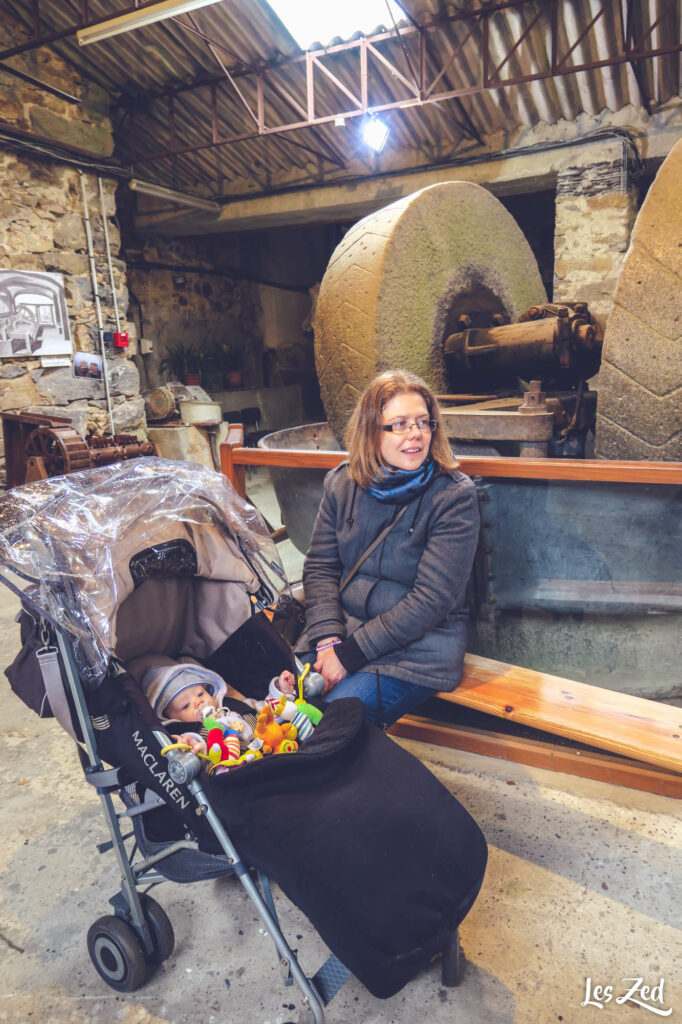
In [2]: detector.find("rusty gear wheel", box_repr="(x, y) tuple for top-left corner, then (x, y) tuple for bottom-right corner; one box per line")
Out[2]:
(24, 426), (92, 477)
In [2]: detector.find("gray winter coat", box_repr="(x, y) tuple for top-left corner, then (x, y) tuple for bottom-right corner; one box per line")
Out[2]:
(299, 463), (480, 690)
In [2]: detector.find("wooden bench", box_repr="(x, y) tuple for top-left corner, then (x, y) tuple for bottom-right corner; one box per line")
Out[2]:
(389, 654), (682, 798)
(220, 444), (682, 797)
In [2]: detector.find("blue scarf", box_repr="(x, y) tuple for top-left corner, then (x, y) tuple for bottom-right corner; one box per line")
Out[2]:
(368, 456), (437, 505)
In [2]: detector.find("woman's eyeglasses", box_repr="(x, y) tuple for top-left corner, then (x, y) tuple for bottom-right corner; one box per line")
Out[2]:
(381, 418), (438, 435)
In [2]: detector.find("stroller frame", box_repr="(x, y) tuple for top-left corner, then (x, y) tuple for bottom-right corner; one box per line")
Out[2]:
(53, 620), (332, 1022)
(0, 461), (467, 1016)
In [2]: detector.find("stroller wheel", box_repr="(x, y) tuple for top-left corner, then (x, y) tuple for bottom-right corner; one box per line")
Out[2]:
(140, 893), (175, 965)
(87, 915), (148, 992)
(441, 927), (463, 987)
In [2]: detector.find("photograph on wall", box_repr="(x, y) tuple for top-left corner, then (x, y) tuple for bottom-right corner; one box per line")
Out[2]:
(0, 269), (72, 358)
(73, 351), (103, 380)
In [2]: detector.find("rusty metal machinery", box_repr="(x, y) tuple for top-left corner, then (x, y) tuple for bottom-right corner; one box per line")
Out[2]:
(443, 301), (603, 390)
(24, 425), (92, 478)
(1, 412), (157, 488)
(22, 426), (157, 483)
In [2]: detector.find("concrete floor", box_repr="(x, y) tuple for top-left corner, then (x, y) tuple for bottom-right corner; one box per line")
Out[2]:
(1, 471), (681, 1024)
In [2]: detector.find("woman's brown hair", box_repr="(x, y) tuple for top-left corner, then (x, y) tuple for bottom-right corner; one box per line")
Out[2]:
(344, 369), (458, 487)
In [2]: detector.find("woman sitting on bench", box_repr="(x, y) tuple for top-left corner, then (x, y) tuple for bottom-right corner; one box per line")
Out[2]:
(298, 369), (480, 727)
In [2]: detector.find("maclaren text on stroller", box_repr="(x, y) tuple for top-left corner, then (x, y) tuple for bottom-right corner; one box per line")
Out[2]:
(0, 458), (487, 1021)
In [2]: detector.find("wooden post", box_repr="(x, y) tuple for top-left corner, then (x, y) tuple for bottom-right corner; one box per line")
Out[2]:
(219, 442), (246, 498)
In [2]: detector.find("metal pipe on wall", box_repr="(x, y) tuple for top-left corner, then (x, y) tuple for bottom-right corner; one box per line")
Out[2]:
(79, 170), (116, 436)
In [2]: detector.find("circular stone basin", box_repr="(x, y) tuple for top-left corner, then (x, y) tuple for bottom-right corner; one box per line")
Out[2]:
(258, 422), (343, 554)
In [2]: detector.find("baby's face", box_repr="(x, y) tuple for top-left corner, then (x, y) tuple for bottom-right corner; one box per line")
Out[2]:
(165, 684), (218, 721)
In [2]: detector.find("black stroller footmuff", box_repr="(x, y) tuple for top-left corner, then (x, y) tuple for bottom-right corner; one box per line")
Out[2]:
(0, 459), (487, 1015)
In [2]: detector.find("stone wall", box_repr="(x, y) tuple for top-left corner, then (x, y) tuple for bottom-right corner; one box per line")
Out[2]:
(123, 220), (328, 419)
(0, 17), (142, 487)
(553, 156), (638, 317)
(122, 231), (263, 394)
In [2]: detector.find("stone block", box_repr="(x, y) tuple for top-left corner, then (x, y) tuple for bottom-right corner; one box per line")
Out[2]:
(0, 373), (47, 412)
(24, 404), (90, 438)
(53, 213), (86, 250)
(36, 366), (104, 404)
(112, 396), (145, 432)
(43, 252), (90, 276)
(106, 358), (140, 398)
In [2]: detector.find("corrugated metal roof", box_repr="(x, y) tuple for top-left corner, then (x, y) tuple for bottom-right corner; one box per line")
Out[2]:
(0, 0), (679, 198)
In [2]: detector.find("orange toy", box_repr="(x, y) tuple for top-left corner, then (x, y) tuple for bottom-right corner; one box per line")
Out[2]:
(254, 704), (298, 755)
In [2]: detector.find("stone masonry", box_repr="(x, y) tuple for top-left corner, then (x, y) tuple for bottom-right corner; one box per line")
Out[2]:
(0, 15), (142, 487)
(553, 155), (638, 318)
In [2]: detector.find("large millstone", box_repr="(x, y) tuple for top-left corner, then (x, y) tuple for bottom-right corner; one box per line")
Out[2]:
(314, 181), (546, 442)
(595, 139), (682, 460)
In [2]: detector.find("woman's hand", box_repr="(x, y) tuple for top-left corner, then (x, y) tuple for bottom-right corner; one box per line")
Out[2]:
(314, 645), (347, 693)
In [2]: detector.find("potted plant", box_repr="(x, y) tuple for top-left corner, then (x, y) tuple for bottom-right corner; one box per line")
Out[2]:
(224, 336), (247, 389)
(202, 337), (247, 389)
(158, 341), (203, 386)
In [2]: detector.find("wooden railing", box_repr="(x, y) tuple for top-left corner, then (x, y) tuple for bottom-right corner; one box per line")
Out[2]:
(220, 442), (682, 499)
(218, 441), (682, 795)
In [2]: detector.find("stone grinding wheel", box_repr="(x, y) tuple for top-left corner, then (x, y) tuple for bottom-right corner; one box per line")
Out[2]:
(314, 181), (546, 442)
(595, 138), (682, 460)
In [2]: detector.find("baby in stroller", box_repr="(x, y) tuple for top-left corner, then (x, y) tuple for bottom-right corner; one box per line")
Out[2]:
(137, 656), (311, 762)
(0, 458), (487, 1017)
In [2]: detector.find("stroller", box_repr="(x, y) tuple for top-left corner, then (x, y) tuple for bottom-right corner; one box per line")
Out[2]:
(0, 458), (487, 1021)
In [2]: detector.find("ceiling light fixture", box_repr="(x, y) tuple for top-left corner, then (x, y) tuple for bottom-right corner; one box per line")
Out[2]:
(362, 115), (390, 153)
(129, 179), (219, 213)
(77, 0), (225, 46)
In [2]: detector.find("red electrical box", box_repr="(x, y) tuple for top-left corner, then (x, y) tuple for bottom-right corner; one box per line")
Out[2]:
(113, 331), (129, 348)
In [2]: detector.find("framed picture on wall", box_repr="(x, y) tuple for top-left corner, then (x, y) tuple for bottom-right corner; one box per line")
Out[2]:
(0, 269), (72, 358)
(73, 351), (102, 380)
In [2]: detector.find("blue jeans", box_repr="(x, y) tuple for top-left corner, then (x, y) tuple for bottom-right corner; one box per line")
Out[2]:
(323, 669), (433, 728)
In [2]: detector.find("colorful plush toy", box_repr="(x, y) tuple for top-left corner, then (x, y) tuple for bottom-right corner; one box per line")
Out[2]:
(238, 738), (265, 765)
(294, 699), (323, 727)
(267, 695), (314, 743)
(201, 712), (245, 775)
(254, 704), (298, 755)
(204, 709), (255, 748)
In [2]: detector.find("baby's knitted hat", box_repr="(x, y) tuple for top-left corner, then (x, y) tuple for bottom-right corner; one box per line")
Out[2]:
(142, 662), (227, 719)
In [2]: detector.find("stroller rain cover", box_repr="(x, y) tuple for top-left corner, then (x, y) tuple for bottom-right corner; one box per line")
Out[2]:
(0, 457), (487, 1000)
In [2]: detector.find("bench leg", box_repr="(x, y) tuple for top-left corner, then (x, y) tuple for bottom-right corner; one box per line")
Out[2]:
(441, 927), (462, 987)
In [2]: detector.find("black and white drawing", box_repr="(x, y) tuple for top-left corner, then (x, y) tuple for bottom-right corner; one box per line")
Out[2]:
(0, 270), (72, 358)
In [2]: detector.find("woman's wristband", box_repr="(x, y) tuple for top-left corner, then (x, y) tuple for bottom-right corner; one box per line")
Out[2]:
(335, 636), (366, 674)
(315, 639), (342, 653)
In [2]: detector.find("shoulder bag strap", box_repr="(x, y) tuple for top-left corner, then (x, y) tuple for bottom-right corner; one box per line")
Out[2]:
(339, 504), (409, 595)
